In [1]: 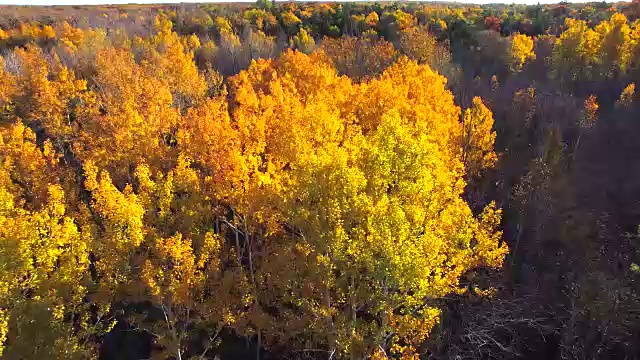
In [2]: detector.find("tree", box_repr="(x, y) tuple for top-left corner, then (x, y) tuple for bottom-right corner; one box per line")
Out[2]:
(0, 121), (103, 359)
(399, 25), (437, 64)
(509, 33), (536, 72)
(616, 83), (635, 108)
(74, 47), (180, 185)
(462, 97), (498, 179)
(319, 35), (397, 81)
(223, 51), (508, 358)
(292, 28), (315, 54)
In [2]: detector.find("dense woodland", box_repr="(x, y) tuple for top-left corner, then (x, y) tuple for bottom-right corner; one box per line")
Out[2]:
(1, 1), (640, 359)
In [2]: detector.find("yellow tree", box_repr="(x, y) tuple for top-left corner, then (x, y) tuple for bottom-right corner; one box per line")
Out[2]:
(509, 33), (536, 72)
(12, 45), (87, 139)
(280, 11), (302, 35)
(552, 18), (600, 81)
(365, 11), (380, 28)
(82, 161), (145, 300)
(292, 28), (315, 54)
(0, 56), (16, 123)
(0, 121), (105, 359)
(462, 97), (498, 178)
(81, 156), (250, 359)
(595, 13), (632, 77)
(616, 83), (635, 108)
(222, 52), (508, 358)
(133, 158), (249, 360)
(142, 15), (208, 110)
(73, 47), (180, 185)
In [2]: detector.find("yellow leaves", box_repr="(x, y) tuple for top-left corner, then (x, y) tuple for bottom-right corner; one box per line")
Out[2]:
(0, 19), (508, 358)
(617, 83), (635, 108)
(84, 161), (145, 249)
(40, 25), (56, 40)
(365, 11), (380, 27)
(215, 16), (233, 34)
(144, 234), (197, 304)
(292, 28), (315, 54)
(554, 14), (633, 79)
(388, 308), (440, 359)
(392, 10), (415, 31)
(222, 52), (505, 358)
(472, 202), (508, 268)
(183, 33), (201, 51)
(153, 14), (173, 36)
(146, 19), (208, 109)
(0, 121), (68, 209)
(462, 97), (498, 178)
(281, 11), (302, 30)
(0, 168), (90, 357)
(60, 22), (85, 49)
(73, 47), (179, 182)
(509, 33), (536, 72)
(0, 56), (16, 112)
(596, 12), (632, 72)
(0, 309), (7, 358)
(553, 18), (595, 79)
(13, 45), (86, 138)
(198, 232), (222, 270)
(83, 161), (144, 295)
(244, 8), (277, 31)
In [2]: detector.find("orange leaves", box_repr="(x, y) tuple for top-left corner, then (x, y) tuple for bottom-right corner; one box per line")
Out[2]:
(73, 47), (178, 183)
(365, 11), (380, 27)
(13, 45), (86, 138)
(224, 50), (352, 223)
(0, 121), (65, 209)
(580, 94), (599, 129)
(60, 22), (84, 50)
(0, 18), (506, 359)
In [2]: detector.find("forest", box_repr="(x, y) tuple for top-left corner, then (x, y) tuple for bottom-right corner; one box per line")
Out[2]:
(0, 1), (640, 359)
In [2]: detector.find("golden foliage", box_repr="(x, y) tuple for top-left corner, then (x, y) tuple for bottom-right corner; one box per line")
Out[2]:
(0, 18), (505, 360)
(0, 123), (93, 358)
(222, 52), (506, 358)
(509, 33), (536, 71)
(462, 97), (498, 177)
(617, 83), (635, 107)
(292, 28), (315, 54)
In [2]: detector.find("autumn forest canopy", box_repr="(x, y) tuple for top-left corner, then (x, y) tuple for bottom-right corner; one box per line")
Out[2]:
(1, 1), (640, 359)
